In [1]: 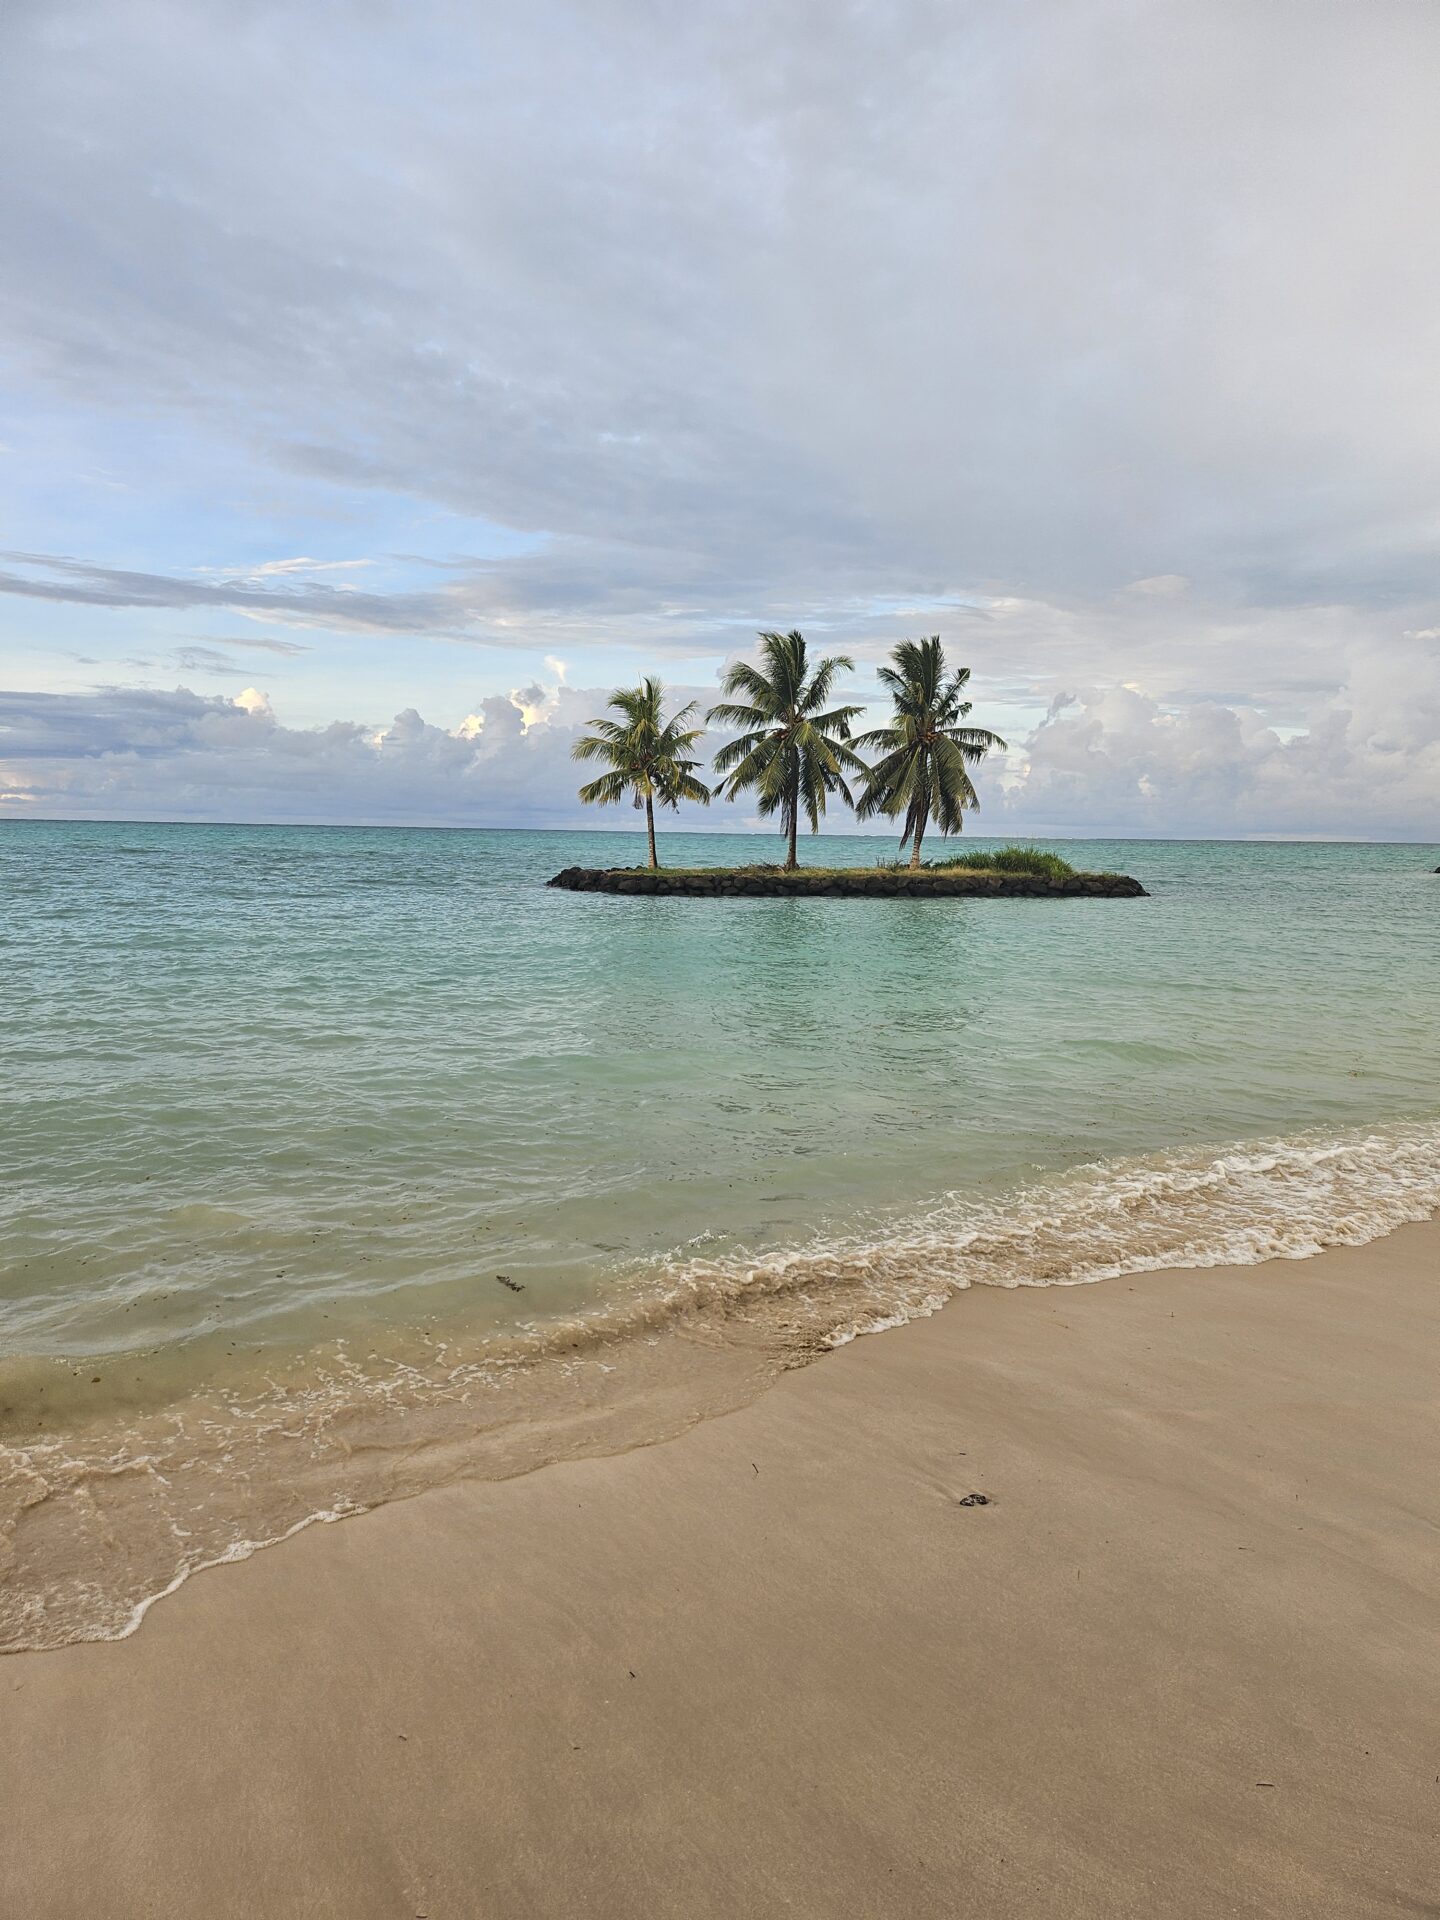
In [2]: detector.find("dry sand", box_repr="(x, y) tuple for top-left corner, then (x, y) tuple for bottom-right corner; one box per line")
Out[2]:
(4, 1221), (1437, 1918)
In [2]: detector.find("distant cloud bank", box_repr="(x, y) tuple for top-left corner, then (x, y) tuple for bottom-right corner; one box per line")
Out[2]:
(5, 653), (1435, 842)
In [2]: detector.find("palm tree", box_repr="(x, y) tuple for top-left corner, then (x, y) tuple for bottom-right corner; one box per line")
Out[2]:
(855, 637), (1007, 867)
(707, 630), (867, 870)
(571, 678), (711, 869)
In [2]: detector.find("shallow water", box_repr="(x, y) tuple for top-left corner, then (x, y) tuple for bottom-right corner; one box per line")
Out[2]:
(2, 821), (1438, 1648)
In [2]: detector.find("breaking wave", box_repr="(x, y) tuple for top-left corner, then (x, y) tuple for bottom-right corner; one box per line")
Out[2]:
(4, 1117), (1438, 1653)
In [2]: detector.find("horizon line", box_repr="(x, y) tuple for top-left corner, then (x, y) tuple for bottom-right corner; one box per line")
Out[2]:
(1, 816), (1435, 850)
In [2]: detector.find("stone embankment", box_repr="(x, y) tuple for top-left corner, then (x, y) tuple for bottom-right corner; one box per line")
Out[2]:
(548, 867), (1147, 898)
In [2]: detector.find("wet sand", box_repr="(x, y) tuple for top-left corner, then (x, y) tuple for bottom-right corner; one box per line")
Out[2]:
(4, 1221), (1437, 1918)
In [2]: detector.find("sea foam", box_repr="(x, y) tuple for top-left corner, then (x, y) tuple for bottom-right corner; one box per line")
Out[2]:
(4, 1115), (1437, 1654)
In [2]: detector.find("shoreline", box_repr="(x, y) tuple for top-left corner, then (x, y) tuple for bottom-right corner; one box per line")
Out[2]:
(4, 1217), (1438, 1916)
(7, 1117), (1440, 1654)
(547, 862), (1148, 895)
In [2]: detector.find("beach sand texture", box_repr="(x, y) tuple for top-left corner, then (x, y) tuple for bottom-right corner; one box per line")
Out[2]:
(4, 1221), (1437, 1919)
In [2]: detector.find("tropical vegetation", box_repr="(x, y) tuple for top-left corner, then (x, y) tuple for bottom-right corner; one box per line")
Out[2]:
(570, 677), (710, 869)
(705, 630), (867, 870)
(573, 630), (1020, 872)
(883, 844), (1076, 881)
(855, 637), (1007, 866)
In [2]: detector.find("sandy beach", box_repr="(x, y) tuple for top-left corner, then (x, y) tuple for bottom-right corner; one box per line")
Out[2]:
(4, 1220), (1437, 1918)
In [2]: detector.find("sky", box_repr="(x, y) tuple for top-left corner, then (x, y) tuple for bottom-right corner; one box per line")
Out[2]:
(2, 0), (1438, 840)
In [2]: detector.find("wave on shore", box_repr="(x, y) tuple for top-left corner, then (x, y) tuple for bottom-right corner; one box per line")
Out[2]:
(4, 1117), (1438, 1653)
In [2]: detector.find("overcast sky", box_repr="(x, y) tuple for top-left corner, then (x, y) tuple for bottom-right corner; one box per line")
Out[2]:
(2, 0), (1437, 839)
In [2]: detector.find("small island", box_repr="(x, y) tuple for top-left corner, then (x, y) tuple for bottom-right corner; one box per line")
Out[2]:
(550, 850), (1147, 898)
(561, 632), (1146, 895)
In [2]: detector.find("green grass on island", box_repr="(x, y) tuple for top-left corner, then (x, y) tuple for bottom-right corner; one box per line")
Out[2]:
(880, 844), (1079, 879)
(616, 849), (1093, 880)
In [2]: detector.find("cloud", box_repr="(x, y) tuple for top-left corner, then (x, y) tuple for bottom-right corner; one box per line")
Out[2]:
(0, 685), (486, 824)
(183, 635), (311, 657)
(0, 545), (819, 657)
(4, 1), (1440, 608)
(1124, 576), (1190, 600)
(998, 644), (1440, 839)
(0, 673), (686, 828)
(171, 645), (250, 676)
(2, 2), (1439, 831)
(61, 639), (313, 678)
(245, 558), (373, 577)
(5, 642), (1437, 840)
(0, 551), (470, 638)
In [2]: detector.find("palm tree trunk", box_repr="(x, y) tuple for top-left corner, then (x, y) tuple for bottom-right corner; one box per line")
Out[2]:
(906, 794), (929, 871)
(645, 795), (658, 869)
(786, 794), (799, 871)
(909, 810), (926, 870)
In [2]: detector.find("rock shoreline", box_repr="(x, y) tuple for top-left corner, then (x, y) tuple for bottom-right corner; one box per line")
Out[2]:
(548, 866), (1148, 898)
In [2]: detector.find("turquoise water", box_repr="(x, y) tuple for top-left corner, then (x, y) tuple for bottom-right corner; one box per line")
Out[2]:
(2, 821), (1438, 1647)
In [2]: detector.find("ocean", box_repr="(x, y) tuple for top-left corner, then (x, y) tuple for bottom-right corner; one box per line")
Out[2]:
(3, 820), (1438, 1650)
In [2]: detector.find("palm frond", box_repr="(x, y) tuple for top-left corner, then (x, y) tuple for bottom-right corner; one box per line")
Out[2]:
(705, 700), (768, 730)
(862, 637), (1001, 854)
(702, 630), (874, 856)
(572, 678), (710, 851)
(799, 654), (855, 715)
(576, 770), (632, 806)
(943, 724), (1008, 758)
(711, 730), (772, 776)
(853, 724), (903, 752)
